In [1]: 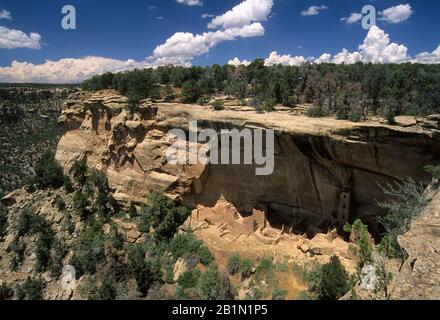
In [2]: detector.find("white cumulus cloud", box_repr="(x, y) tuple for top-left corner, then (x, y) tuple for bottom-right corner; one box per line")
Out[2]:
(176, 0), (203, 6)
(340, 13), (363, 24)
(413, 45), (440, 64)
(228, 57), (251, 66)
(264, 51), (307, 66)
(208, 0), (273, 29)
(358, 25), (409, 63)
(0, 57), (152, 83)
(379, 4), (413, 24)
(232, 26), (413, 66)
(301, 5), (327, 16)
(331, 49), (362, 64)
(314, 53), (332, 64)
(0, 26), (42, 49)
(0, 9), (12, 20)
(151, 23), (265, 65)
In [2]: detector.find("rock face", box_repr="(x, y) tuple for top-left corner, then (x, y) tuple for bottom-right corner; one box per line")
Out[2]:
(56, 90), (440, 234)
(391, 185), (440, 300)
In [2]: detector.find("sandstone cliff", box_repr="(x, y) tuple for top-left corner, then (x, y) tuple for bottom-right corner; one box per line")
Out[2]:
(390, 184), (440, 299)
(56, 90), (440, 235)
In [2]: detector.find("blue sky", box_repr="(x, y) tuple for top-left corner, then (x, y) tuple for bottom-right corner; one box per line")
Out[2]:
(0, 0), (439, 82)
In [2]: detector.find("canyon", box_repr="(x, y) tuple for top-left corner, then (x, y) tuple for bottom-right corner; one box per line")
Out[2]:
(56, 90), (440, 237)
(1, 88), (440, 300)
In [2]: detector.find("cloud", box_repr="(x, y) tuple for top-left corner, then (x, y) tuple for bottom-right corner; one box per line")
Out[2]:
(413, 45), (440, 64)
(358, 26), (409, 63)
(379, 4), (413, 24)
(201, 13), (214, 19)
(208, 0), (273, 29)
(0, 26), (42, 49)
(148, 6), (157, 10)
(340, 13), (363, 24)
(301, 5), (327, 16)
(264, 51), (307, 66)
(314, 53), (332, 64)
(331, 49), (362, 64)
(228, 57), (251, 66)
(151, 23), (265, 65)
(151, 0), (272, 66)
(0, 9), (12, 20)
(0, 56), (152, 83)
(176, 0), (203, 7)
(232, 26), (412, 66)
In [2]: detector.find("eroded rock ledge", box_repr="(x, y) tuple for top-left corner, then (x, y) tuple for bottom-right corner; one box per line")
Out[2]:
(56, 90), (440, 236)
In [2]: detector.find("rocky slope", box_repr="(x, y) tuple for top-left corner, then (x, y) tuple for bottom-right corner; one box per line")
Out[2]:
(56, 90), (440, 235)
(390, 184), (440, 299)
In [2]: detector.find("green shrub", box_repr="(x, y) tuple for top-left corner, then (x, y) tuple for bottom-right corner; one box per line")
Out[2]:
(181, 80), (201, 104)
(319, 256), (350, 300)
(255, 256), (275, 280)
(349, 111), (362, 122)
(198, 246), (214, 266)
(262, 99), (276, 112)
(272, 287), (287, 300)
(63, 176), (74, 193)
(169, 233), (202, 259)
(0, 203), (7, 239)
(306, 105), (327, 118)
(48, 240), (67, 278)
(127, 245), (162, 295)
(297, 290), (312, 300)
(70, 222), (105, 277)
(377, 177), (427, 258)
(178, 269), (201, 289)
(165, 264), (175, 284)
(306, 256), (350, 300)
(240, 259), (253, 280)
(211, 101), (225, 111)
(109, 226), (124, 251)
(139, 193), (190, 240)
(7, 239), (26, 271)
(34, 151), (64, 189)
(74, 192), (89, 220)
(386, 111), (397, 125)
(174, 286), (189, 300)
(16, 207), (45, 237)
(35, 228), (56, 272)
(71, 158), (87, 185)
(128, 202), (137, 218)
(196, 96), (209, 106)
(62, 214), (75, 234)
(53, 195), (66, 210)
(0, 283), (14, 300)
(93, 279), (117, 300)
(226, 254), (241, 275)
(198, 266), (222, 300)
(426, 165), (440, 184)
(88, 170), (108, 191)
(16, 277), (45, 300)
(94, 190), (114, 221)
(349, 219), (373, 268)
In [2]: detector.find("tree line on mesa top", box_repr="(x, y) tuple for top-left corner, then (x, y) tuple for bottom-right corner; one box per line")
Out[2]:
(81, 60), (440, 120)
